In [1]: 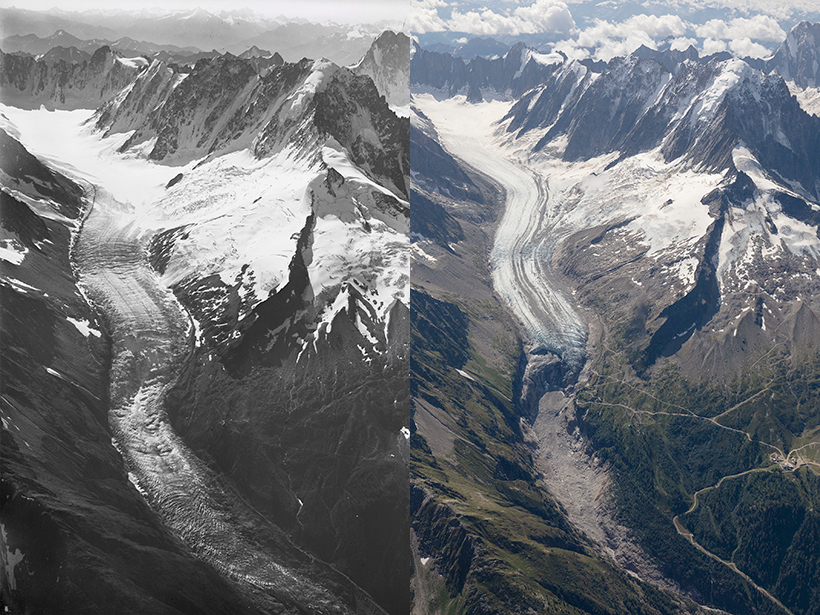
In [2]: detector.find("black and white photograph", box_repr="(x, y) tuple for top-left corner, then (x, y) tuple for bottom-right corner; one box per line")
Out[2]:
(1, 1), (410, 613)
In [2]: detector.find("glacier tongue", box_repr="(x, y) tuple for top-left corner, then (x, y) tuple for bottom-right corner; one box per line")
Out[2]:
(74, 186), (352, 613)
(413, 94), (587, 370)
(411, 89), (746, 373)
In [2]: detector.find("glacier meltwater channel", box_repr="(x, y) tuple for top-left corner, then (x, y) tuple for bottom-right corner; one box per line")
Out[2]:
(413, 94), (586, 369)
(2, 105), (369, 614)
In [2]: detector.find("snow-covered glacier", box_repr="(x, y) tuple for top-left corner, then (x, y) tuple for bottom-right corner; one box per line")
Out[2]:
(412, 95), (587, 371)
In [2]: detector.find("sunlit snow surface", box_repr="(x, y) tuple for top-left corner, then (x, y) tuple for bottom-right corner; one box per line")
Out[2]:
(0, 239), (28, 265)
(788, 82), (820, 117)
(414, 94), (587, 364)
(1, 104), (409, 326)
(1, 106), (311, 303)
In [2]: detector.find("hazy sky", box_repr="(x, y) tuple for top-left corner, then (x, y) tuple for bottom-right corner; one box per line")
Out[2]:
(0, 0), (408, 24)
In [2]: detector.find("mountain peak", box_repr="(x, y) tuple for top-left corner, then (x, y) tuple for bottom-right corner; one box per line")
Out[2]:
(239, 45), (271, 59)
(506, 41), (529, 58)
(768, 20), (820, 87)
(351, 30), (410, 111)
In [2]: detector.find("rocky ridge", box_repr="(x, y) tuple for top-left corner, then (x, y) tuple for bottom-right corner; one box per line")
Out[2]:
(352, 30), (411, 113)
(0, 45), (146, 109)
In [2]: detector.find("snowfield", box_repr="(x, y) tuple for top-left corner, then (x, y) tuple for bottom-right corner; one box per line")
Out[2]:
(2, 105), (312, 306)
(413, 71), (820, 366)
(414, 93), (722, 366)
(414, 88), (820, 363)
(412, 89), (820, 368)
(1, 104), (409, 329)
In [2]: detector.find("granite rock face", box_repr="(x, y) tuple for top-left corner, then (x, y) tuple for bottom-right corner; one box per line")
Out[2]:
(353, 30), (411, 111)
(0, 45), (145, 109)
(767, 21), (820, 88)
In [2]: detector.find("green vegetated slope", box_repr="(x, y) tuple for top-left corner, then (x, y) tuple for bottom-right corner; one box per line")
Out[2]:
(571, 229), (820, 614)
(408, 138), (709, 614)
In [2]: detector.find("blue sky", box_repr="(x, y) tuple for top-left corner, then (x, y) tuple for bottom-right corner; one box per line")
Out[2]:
(408, 0), (820, 59)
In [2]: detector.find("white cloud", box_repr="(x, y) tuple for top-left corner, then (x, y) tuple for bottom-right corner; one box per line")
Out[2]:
(574, 14), (688, 62)
(453, 36), (468, 44)
(408, 0), (448, 34)
(729, 37), (773, 59)
(448, 9), (513, 35)
(593, 34), (656, 61)
(409, 2), (791, 62)
(575, 20), (621, 47)
(701, 38), (728, 56)
(411, 0), (576, 36)
(513, 0), (577, 34)
(669, 37), (698, 51)
(687, 0), (820, 22)
(695, 16), (785, 42)
(552, 38), (590, 61)
(623, 14), (688, 38)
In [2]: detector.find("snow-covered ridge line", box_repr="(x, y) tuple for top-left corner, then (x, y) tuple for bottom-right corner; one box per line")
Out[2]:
(3, 54), (410, 351)
(415, 39), (820, 376)
(91, 48), (409, 200)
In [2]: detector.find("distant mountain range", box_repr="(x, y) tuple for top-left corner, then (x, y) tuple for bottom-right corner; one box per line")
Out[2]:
(0, 7), (390, 66)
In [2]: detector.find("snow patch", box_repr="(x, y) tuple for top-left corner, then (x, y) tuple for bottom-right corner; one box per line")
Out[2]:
(456, 368), (476, 381)
(1, 277), (40, 294)
(1, 523), (24, 592)
(411, 242), (437, 263)
(692, 59), (751, 124)
(289, 59), (335, 113)
(116, 56), (149, 70)
(66, 316), (102, 338)
(787, 83), (820, 116)
(515, 48), (562, 79)
(0, 239), (28, 265)
(0, 105), (193, 209)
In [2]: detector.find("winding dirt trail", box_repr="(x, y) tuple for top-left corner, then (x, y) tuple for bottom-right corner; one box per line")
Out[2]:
(672, 467), (795, 615)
